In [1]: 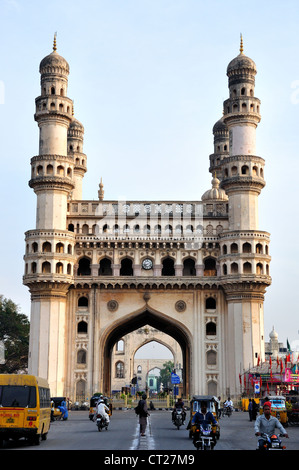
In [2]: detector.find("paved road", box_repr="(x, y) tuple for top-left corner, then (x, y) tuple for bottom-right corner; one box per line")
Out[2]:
(2, 408), (299, 451)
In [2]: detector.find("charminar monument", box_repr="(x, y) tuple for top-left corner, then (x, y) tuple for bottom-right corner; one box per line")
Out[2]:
(23, 35), (271, 401)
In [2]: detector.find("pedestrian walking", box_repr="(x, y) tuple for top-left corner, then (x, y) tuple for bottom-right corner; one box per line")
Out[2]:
(138, 393), (150, 436)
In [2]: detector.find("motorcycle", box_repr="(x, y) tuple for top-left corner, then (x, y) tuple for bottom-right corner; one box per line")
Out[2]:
(96, 414), (109, 432)
(193, 423), (216, 450)
(173, 409), (184, 430)
(222, 406), (232, 417)
(257, 433), (286, 450)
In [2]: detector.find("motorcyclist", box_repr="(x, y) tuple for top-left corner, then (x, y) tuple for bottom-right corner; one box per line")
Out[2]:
(191, 401), (218, 446)
(255, 401), (288, 449)
(97, 398), (110, 425)
(191, 401), (218, 427)
(224, 397), (233, 410)
(172, 398), (186, 424)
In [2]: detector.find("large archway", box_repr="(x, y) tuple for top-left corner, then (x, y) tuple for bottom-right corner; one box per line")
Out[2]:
(101, 308), (191, 397)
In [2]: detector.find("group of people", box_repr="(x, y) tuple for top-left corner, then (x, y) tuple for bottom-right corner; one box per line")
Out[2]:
(95, 393), (290, 449)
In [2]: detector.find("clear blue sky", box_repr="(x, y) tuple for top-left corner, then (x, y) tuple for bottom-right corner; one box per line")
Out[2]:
(1, 0), (299, 351)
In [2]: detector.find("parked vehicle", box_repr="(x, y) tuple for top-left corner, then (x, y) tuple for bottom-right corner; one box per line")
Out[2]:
(0, 374), (51, 447)
(193, 422), (216, 450)
(51, 397), (67, 420)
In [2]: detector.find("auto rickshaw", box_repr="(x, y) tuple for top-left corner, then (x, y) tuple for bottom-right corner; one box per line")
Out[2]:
(89, 395), (113, 420)
(260, 396), (288, 425)
(188, 395), (220, 440)
(51, 397), (67, 420)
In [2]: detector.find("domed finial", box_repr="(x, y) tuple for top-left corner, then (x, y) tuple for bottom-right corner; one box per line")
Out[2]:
(53, 32), (57, 52)
(240, 33), (244, 55)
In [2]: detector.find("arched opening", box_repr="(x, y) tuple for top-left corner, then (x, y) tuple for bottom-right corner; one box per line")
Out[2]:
(116, 361), (124, 378)
(42, 261), (51, 273)
(162, 257), (175, 276)
(256, 263), (263, 275)
(56, 242), (64, 253)
(206, 322), (216, 336)
(120, 258), (133, 276)
(183, 258), (196, 276)
(76, 380), (86, 403)
(230, 243), (238, 254)
(42, 241), (51, 252)
(77, 349), (86, 364)
(207, 350), (217, 366)
(205, 297), (216, 310)
(78, 296), (88, 307)
(243, 262), (252, 274)
(231, 262), (239, 274)
(77, 257), (91, 276)
(204, 257), (217, 276)
(102, 309), (191, 397)
(99, 258), (112, 275)
(241, 165), (249, 175)
(56, 262), (63, 274)
(77, 321), (88, 334)
(242, 242), (252, 253)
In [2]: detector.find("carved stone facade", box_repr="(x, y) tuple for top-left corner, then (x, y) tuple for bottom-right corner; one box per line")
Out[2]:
(23, 36), (271, 401)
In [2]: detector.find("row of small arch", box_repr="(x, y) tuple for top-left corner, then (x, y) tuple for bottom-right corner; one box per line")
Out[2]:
(37, 100), (72, 114)
(24, 256), (217, 276)
(42, 86), (66, 97)
(222, 242), (269, 255)
(26, 241), (73, 255)
(226, 101), (260, 114)
(222, 261), (270, 275)
(31, 159), (85, 178)
(223, 164), (264, 178)
(230, 87), (254, 98)
(68, 223), (206, 236)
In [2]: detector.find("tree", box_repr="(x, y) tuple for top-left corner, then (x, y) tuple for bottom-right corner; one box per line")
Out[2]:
(159, 360), (174, 389)
(0, 295), (30, 373)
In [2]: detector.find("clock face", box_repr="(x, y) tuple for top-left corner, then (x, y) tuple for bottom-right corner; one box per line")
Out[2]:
(142, 258), (153, 270)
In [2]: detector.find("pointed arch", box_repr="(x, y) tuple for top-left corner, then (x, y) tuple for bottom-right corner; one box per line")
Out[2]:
(100, 306), (191, 397)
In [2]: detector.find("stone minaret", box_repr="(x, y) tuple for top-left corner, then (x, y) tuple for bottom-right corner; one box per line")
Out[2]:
(24, 36), (76, 395)
(218, 37), (271, 396)
(221, 35), (265, 231)
(68, 106), (87, 201)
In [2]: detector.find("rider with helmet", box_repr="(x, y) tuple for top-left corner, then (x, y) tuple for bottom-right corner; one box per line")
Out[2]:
(97, 398), (110, 425)
(172, 398), (186, 424)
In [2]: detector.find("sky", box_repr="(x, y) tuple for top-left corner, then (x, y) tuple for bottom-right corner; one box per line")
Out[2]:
(1, 0), (299, 354)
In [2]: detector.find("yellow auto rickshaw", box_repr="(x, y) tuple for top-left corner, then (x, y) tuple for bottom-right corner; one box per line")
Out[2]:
(188, 395), (220, 440)
(260, 396), (288, 425)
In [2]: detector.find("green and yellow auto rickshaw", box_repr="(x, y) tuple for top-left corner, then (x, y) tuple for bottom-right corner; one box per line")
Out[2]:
(188, 395), (220, 440)
(260, 396), (288, 425)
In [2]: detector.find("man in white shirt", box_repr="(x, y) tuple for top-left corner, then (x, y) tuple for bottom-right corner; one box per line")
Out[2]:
(97, 399), (110, 424)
